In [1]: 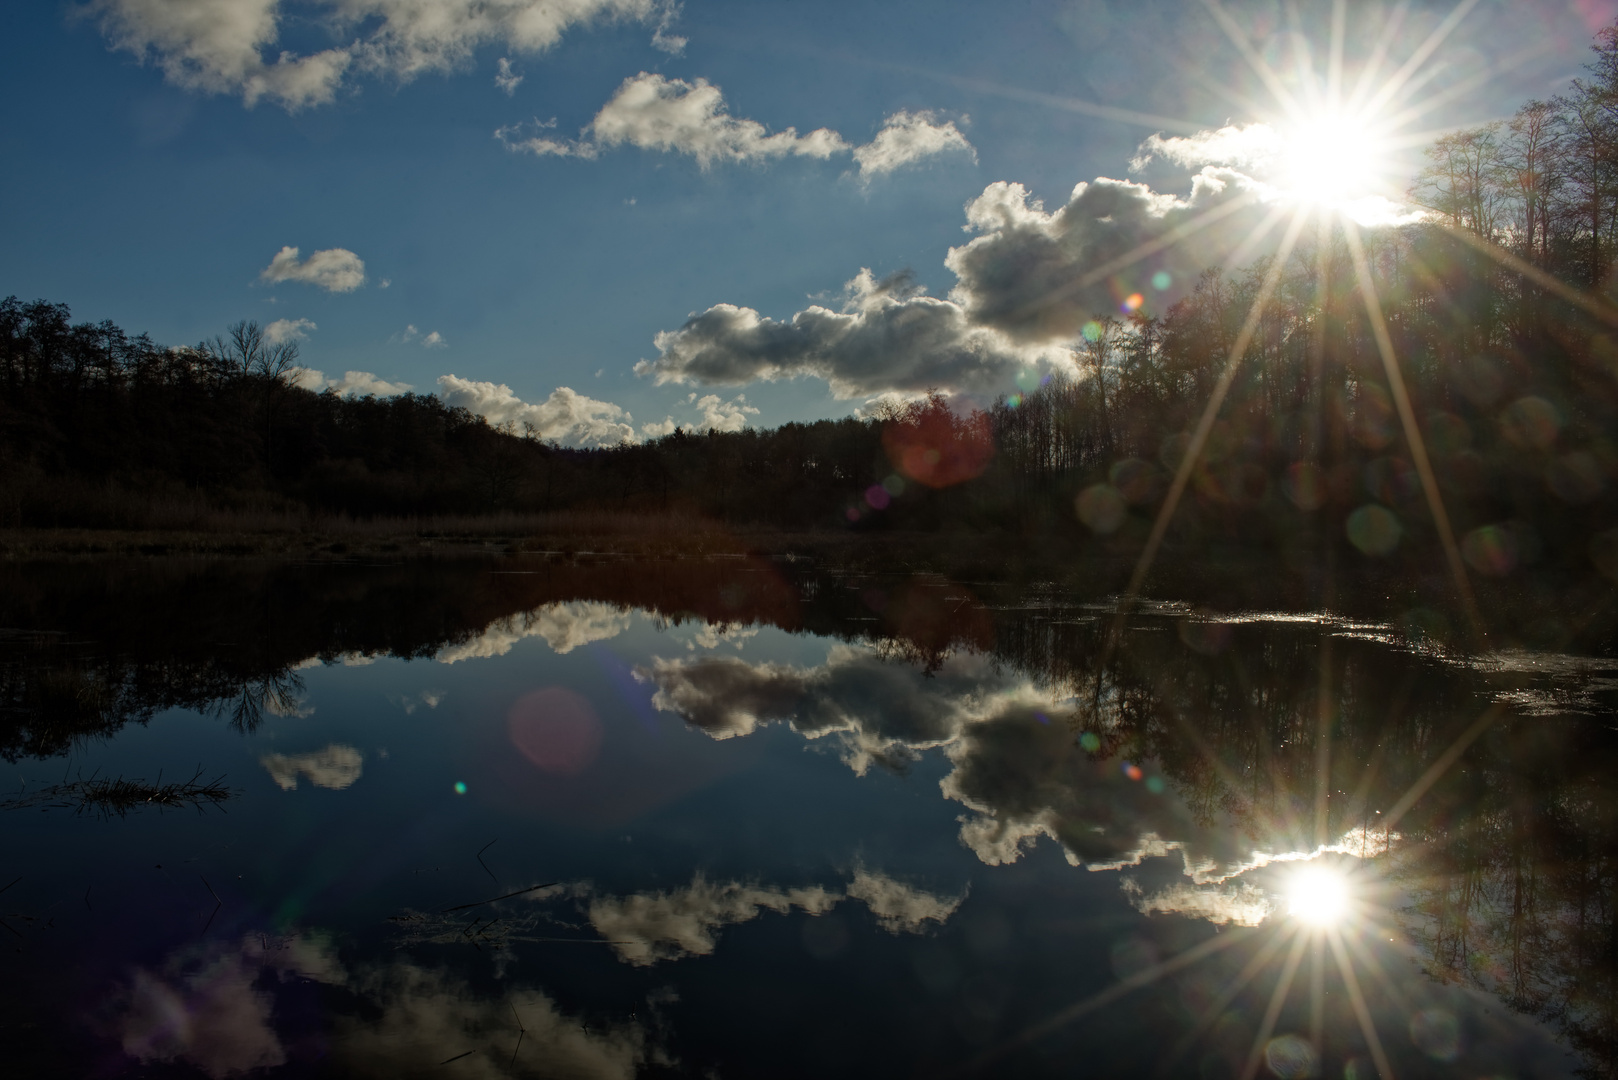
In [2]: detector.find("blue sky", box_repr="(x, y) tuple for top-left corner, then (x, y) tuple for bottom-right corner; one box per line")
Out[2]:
(2, 0), (1613, 443)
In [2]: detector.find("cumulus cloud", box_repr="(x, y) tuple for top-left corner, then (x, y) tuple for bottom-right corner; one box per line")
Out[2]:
(88, 0), (671, 110)
(259, 245), (366, 292)
(943, 171), (1269, 344)
(638, 267), (1068, 400)
(583, 869), (962, 965)
(436, 375), (637, 446)
(259, 744), (363, 791)
(498, 77), (971, 182)
(436, 601), (634, 663)
(500, 72), (848, 167)
(286, 367), (414, 398)
(421, 330), (446, 348)
(263, 317), (315, 344)
(853, 110), (975, 179)
(494, 56), (522, 95)
(633, 126), (1359, 399)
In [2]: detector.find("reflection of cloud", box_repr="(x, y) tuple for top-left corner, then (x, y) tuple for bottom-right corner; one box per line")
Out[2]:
(584, 869), (962, 965)
(260, 744), (363, 790)
(588, 875), (839, 966)
(437, 602), (633, 663)
(334, 962), (643, 1078)
(390, 689), (445, 714)
(115, 932), (644, 1078)
(1123, 879), (1273, 927)
(846, 869), (965, 933)
(638, 643), (1030, 773)
(684, 622), (759, 651)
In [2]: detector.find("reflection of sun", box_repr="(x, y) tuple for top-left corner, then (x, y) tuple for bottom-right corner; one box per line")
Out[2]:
(1286, 864), (1351, 927)
(1279, 112), (1388, 205)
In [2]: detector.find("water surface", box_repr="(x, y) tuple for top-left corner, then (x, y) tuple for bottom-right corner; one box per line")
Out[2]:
(2, 556), (1613, 1078)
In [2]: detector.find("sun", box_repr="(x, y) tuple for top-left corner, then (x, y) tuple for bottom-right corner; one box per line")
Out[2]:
(1277, 112), (1389, 206)
(1286, 864), (1351, 927)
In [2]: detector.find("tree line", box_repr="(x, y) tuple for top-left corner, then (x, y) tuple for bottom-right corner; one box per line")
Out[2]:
(6, 23), (1618, 588)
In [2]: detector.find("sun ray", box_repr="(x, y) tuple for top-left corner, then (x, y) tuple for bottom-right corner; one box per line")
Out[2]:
(1200, 0), (1305, 122)
(1327, 0), (1348, 106)
(957, 929), (1248, 1076)
(1239, 930), (1312, 1080)
(1314, 630), (1334, 851)
(1362, 0), (1483, 118)
(1112, 206), (1313, 648)
(1346, 1), (1413, 114)
(1382, 703), (1502, 832)
(1221, 200), (1298, 272)
(1327, 928), (1398, 1078)
(1285, 2), (1324, 117)
(1432, 220), (1618, 332)
(1308, 933), (1326, 1057)
(1154, 925), (1299, 1077)
(1342, 222), (1483, 643)
(1381, 39), (1559, 133)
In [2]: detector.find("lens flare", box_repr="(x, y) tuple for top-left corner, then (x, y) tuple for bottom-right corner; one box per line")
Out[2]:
(1287, 865), (1350, 927)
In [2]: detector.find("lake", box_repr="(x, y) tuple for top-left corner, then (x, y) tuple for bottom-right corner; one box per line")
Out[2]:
(1, 555), (1613, 1078)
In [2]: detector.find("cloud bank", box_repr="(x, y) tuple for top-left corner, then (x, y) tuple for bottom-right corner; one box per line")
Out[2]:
(89, 0), (673, 110)
(497, 73), (974, 178)
(260, 245), (366, 292)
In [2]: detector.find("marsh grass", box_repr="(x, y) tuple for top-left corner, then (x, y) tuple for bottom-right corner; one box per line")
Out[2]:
(2, 767), (232, 817)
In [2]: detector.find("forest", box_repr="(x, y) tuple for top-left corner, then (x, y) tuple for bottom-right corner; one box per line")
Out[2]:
(8, 26), (1618, 586)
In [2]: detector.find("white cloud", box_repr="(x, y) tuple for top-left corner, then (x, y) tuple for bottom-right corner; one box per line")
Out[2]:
(494, 56), (522, 95)
(638, 267), (1069, 400)
(853, 110), (976, 179)
(259, 245), (366, 292)
(436, 375), (637, 446)
(263, 317), (314, 344)
(436, 601), (634, 663)
(259, 744), (363, 791)
(421, 330), (446, 348)
(89, 0), (671, 111)
(499, 82), (972, 183)
(499, 72), (848, 167)
(286, 367), (414, 398)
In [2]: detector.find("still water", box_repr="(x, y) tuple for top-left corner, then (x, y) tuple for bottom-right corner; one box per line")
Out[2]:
(1, 556), (1614, 1078)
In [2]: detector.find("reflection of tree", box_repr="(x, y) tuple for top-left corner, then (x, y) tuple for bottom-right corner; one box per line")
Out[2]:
(989, 603), (1618, 1077)
(207, 671), (306, 734)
